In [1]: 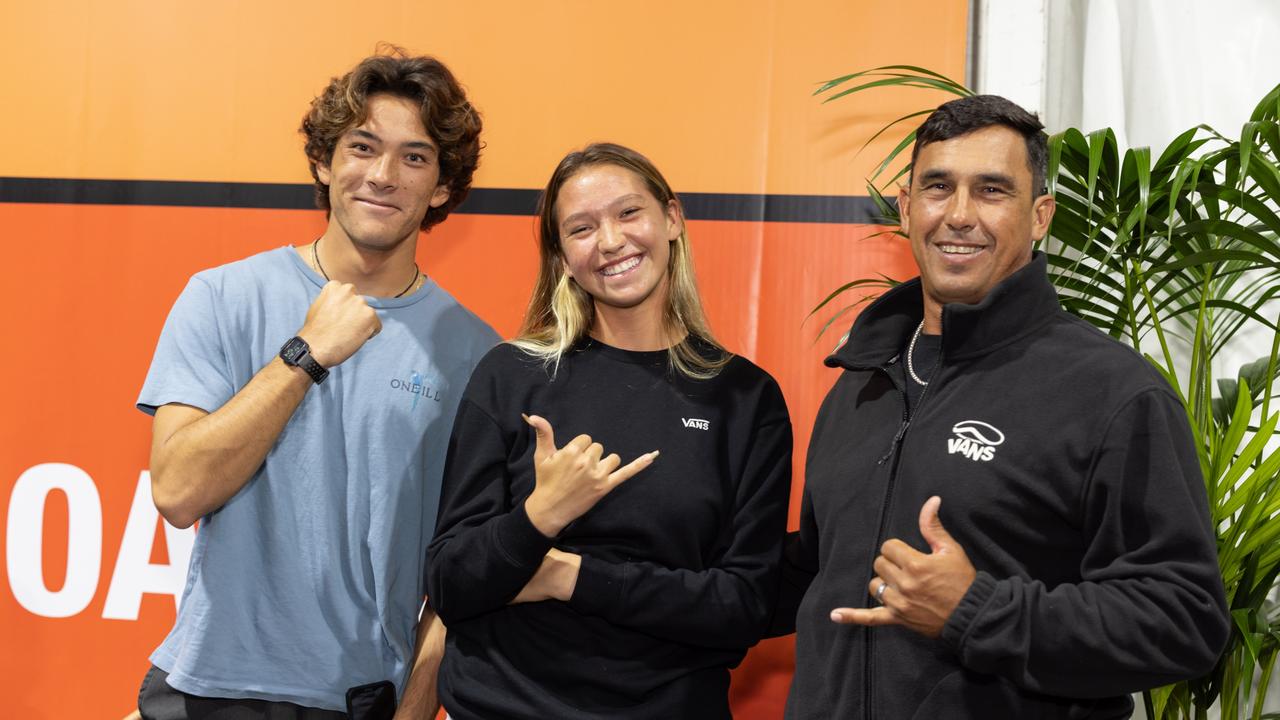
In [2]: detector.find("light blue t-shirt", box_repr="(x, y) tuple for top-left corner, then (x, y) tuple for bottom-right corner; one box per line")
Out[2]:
(137, 246), (498, 711)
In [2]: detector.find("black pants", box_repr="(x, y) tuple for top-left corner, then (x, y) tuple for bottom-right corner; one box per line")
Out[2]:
(137, 665), (350, 720)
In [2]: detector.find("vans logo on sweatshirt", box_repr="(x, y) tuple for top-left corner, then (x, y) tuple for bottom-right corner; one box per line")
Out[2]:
(947, 420), (1005, 462)
(682, 417), (710, 430)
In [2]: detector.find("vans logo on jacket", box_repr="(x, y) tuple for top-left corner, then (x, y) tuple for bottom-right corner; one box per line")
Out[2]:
(682, 417), (710, 430)
(947, 420), (1005, 462)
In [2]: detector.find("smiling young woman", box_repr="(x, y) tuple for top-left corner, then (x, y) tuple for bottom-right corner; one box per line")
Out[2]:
(426, 143), (795, 720)
(512, 143), (731, 378)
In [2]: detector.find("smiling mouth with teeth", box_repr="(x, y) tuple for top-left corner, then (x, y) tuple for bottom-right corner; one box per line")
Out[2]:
(938, 245), (984, 255)
(600, 256), (642, 276)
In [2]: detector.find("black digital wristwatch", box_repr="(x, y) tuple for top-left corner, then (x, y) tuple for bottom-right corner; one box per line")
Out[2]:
(279, 336), (329, 385)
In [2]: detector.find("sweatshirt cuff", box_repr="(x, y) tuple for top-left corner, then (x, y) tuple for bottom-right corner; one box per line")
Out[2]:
(494, 502), (558, 571)
(941, 570), (998, 652)
(568, 553), (626, 619)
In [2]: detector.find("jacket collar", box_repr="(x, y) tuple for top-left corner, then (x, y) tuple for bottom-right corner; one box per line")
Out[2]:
(825, 252), (1060, 370)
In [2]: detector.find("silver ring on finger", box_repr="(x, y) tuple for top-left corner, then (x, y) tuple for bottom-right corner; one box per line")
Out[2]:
(876, 581), (889, 605)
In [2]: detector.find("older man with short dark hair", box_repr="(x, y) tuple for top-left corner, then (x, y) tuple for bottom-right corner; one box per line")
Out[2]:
(776, 94), (1229, 719)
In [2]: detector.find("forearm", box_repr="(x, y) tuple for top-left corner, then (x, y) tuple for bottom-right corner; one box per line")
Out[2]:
(394, 607), (446, 720)
(151, 358), (312, 527)
(566, 414), (792, 648)
(569, 555), (780, 649)
(768, 487), (820, 638)
(943, 388), (1225, 696)
(427, 399), (560, 622)
(944, 570), (1228, 697)
(427, 502), (555, 623)
(767, 529), (816, 637)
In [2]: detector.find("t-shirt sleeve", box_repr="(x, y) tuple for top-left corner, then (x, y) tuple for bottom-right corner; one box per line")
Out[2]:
(137, 275), (237, 416)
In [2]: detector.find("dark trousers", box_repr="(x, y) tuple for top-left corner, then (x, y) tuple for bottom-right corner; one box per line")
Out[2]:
(137, 665), (350, 720)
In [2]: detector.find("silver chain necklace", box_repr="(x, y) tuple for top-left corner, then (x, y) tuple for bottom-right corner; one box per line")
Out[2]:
(906, 320), (929, 386)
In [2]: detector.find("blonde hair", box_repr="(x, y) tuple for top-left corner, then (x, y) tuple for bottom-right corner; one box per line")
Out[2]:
(512, 143), (729, 379)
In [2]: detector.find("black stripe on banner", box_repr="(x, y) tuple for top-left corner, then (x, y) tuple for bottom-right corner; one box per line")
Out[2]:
(679, 192), (891, 224)
(0, 177), (892, 225)
(0, 177), (316, 210)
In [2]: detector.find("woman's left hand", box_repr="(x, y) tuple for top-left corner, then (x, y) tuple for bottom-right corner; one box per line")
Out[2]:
(511, 548), (582, 603)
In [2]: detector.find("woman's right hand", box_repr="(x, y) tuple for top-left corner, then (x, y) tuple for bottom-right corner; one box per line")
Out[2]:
(522, 414), (658, 537)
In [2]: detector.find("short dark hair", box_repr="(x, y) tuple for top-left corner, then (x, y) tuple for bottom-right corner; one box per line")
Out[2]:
(301, 48), (482, 231)
(910, 94), (1048, 196)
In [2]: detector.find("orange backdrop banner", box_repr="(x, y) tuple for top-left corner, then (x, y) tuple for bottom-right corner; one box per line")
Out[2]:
(0, 2), (967, 717)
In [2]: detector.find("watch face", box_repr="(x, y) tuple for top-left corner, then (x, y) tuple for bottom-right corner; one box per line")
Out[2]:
(280, 336), (309, 365)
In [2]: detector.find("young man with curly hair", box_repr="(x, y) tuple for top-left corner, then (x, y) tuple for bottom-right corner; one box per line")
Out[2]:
(133, 50), (497, 720)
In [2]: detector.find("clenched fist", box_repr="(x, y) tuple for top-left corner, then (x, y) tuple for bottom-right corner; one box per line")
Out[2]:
(297, 281), (382, 368)
(522, 414), (658, 538)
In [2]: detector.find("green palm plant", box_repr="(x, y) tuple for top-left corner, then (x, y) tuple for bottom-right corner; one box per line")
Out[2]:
(812, 66), (1280, 720)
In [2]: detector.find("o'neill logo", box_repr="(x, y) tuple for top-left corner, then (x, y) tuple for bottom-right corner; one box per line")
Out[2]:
(682, 417), (710, 430)
(391, 370), (442, 409)
(947, 420), (1005, 462)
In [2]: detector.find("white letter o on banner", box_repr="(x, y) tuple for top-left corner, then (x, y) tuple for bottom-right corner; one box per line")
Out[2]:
(6, 463), (102, 618)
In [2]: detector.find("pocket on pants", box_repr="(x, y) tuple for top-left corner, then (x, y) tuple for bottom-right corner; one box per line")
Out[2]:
(345, 680), (396, 720)
(137, 665), (184, 720)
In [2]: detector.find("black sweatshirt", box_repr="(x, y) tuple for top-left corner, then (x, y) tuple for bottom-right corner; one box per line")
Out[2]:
(776, 254), (1229, 719)
(427, 338), (792, 720)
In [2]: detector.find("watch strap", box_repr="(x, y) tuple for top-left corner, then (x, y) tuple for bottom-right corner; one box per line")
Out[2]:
(280, 336), (330, 385)
(295, 352), (329, 384)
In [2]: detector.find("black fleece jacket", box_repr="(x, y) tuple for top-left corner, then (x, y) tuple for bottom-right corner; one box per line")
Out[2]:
(427, 339), (792, 720)
(777, 254), (1229, 719)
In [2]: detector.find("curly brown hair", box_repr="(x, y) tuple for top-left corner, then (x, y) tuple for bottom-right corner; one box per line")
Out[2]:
(300, 48), (482, 231)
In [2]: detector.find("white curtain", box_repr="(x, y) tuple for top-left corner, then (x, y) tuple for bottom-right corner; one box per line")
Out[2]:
(1042, 0), (1280, 391)
(1045, 0), (1280, 150)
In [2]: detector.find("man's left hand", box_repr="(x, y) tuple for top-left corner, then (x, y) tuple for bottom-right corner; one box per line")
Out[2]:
(830, 496), (976, 638)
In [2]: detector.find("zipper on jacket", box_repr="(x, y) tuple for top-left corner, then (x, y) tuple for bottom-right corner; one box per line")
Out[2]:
(875, 356), (912, 465)
(876, 415), (910, 465)
(864, 359), (934, 720)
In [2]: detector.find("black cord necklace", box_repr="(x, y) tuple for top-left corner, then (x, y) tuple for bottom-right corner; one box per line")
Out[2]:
(311, 239), (420, 298)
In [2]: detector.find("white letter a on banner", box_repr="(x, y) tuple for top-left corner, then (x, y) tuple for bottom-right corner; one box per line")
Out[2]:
(102, 471), (194, 621)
